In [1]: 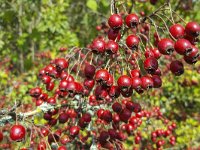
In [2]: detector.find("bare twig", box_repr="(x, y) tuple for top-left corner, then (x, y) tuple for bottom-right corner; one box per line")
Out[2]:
(140, 3), (168, 23)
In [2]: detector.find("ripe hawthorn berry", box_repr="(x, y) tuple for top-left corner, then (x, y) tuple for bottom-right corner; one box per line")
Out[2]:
(91, 39), (106, 53)
(117, 75), (132, 92)
(109, 86), (121, 98)
(185, 22), (200, 37)
(174, 39), (192, 55)
(95, 69), (110, 84)
(37, 141), (46, 150)
(84, 64), (96, 79)
(108, 14), (123, 30)
(184, 45), (199, 64)
(54, 58), (68, 71)
(0, 132), (3, 142)
(132, 77), (143, 94)
(151, 48), (161, 59)
(135, 136), (141, 144)
(126, 35), (140, 50)
(125, 13), (139, 28)
(58, 113), (69, 123)
(169, 24), (185, 39)
(152, 75), (162, 88)
(170, 60), (184, 76)
(83, 78), (95, 90)
(119, 108), (132, 122)
(102, 110), (112, 123)
(143, 57), (158, 74)
(141, 76), (153, 90)
(58, 146), (67, 150)
(126, 123), (135, 134)
(112, 102), (122, 113)
(69, 126), (80, 137)
(99, 131), (109, 143)
(105, 40), (119, 54)
(10, 125), (26, 141)
(107, 29), (121, 41)
(130, 69), (141, 78)
(158, 38), (174, 55)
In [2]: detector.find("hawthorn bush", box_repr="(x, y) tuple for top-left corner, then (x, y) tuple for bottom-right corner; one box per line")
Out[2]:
(0, 0), (200, 150)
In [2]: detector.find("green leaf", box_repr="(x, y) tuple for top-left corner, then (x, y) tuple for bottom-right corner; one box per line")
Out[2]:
(86, 0), (97, 11)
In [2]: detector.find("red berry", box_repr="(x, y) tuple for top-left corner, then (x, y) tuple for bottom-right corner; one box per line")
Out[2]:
(108, 29), (121, 41)
(91, 39), (105, 53)
(125, 13), (139, 28)
(112, 113), (120, 124)
(170, 136), (176, 141)
(152, 75), (162, 88)
(58, 146), (67, 150)
(174, 39), (192, 55)
(29, 87), (42, 98)
(59, 113), (69, 123)
(126, 35), (140, 50)
(41, 128), (49, 137)
(119, 108), (132, 122)
(126, 123), (135, 134)
(83, 79), (95, 90)
(145, 50), (154, 58)
(158, 38), (174, 55)
(102, 110), (113, 123)
(0, 132), (3, 142)
(170, 60), (184, 76)
(156, 140), (164, 148)
(169, 24), (185, 39)
(109, 86), (121, 98)
(82, 113), (91, 123)
(69, 126), (80, 137)
(54, 58), (68, 71)
(59, 47), (67, 52)
(143, 57), (158, 74)
(126, 101), (135, 112)
(132, 77), (143, 93)
(151, 48), (161, 59)
(41, 75), (51, 85)
(129, 116), (138, 125)
(60, 135), (70, 145)
(135, 136), (141, 144)
(84, 64), (96, 79)
(37, 141), (46, 150)
(95, 69), (110, 84)
(117, 75), (132, 92)
(97, 109), (104, 119)
(99, 131), (109, 143)
(108, 129), (117, 139)
(108, 14), (123, 30)
(141, 76), (153, 90)
(105, 40), (119, 54)
(130, 69), (141, 78)
(185, 22), (200, 37)
(132, 103), (141, 113)
(60, 71), (74, 81)
(47, 97), (56, 105)
(59, 79), (68, 92)
(184, 45), (199, 64)
(46, 82), (55, 91)
(10, 125), (26, 141)
(112, 102), (122, 113)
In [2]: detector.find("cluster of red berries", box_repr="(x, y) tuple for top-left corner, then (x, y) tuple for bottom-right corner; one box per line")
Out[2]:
(2, 2), (199, 150)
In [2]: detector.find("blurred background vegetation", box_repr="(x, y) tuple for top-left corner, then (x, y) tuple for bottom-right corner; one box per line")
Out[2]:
(0, 0), (200, 149)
